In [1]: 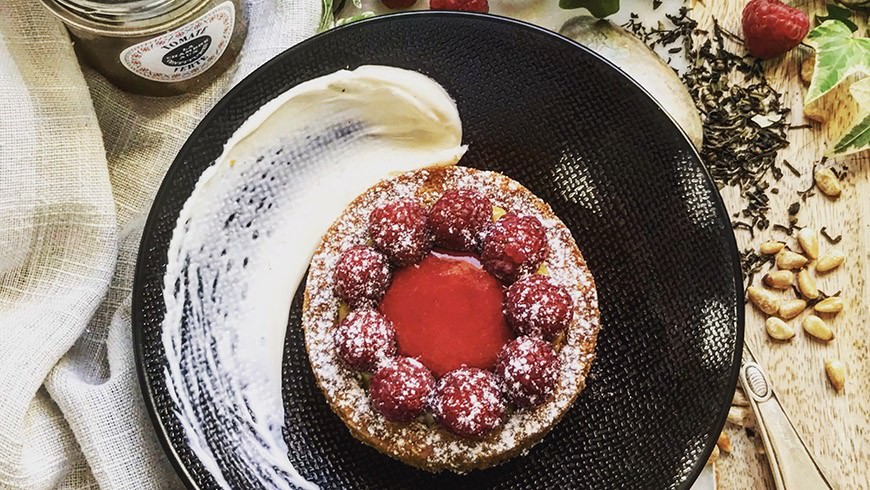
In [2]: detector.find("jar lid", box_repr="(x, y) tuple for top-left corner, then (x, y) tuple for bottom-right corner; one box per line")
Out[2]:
(49, 0), (198, 25)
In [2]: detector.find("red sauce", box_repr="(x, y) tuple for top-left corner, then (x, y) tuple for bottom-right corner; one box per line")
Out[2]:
(379, 250), (514, 378)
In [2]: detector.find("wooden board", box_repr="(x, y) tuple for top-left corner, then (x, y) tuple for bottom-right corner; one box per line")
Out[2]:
(688, 2), (869, 489)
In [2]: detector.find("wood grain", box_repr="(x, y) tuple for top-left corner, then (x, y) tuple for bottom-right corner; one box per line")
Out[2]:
(689, 2), (869, 489)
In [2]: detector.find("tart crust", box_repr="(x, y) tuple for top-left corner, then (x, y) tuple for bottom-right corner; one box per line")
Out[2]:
(302, 165), (600, 473)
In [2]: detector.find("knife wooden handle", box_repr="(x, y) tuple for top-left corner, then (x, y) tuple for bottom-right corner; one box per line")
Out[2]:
(739, 358), (834, 490)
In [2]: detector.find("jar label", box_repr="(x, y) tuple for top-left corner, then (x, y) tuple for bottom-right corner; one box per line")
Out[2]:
(120, 1), (236, 83)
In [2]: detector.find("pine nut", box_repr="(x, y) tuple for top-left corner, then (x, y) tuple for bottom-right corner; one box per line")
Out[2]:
(765, 317), (795, 340)
(747, 286), (780, 315)
(802, 314), (833, 341)
(776, 250), (808, 270)
(816, 251), (844, 273)
(778, 299), (807, 319)
(814, 297), (844, 314)
(797, 227), (819, 259)
(717, 432), (732, 453)
(760, 241), (785, 255)
(814, 168), (842, 197)
(825, 359), (845, 392)
(763, 270), (794, 289)
(797, 269), (819, 299)
(492, 206), (507, 221)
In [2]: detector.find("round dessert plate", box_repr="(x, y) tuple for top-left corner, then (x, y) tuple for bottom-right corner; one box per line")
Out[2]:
(133, 11), (743, 490)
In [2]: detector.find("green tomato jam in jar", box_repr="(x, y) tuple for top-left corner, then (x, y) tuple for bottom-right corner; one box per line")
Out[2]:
(41, 0), (248, 96)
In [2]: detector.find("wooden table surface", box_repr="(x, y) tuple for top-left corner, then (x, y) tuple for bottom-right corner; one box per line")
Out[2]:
(688, 2), (869, 489)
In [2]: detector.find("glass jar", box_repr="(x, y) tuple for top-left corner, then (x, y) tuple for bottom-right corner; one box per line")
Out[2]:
(41, 0), (248, 96)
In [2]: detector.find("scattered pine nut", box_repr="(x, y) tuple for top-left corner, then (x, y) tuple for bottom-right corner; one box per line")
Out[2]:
(797, 269), (819, 300)
(778, 299), (807, 320)
(814, 297), (844, 314)
(802, 315), (833, 341)
(760, 241), (785, 255)
(814, 168), (842, 197)
(765, 317), (795, 340)
(747, 286), (780, 315)
(763, 270), (794, 289)
(797, 227), (819, 259)
(776, 250), (808, 270)
(816, 251), (844, 273)
(825, 359), (845, 392)
(717, 432), (732, 453)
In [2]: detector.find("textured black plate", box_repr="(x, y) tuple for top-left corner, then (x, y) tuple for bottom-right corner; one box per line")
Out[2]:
(134, 12), (743, 490)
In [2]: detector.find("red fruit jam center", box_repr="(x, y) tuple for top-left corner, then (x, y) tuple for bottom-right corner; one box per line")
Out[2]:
(379, 250), (514, 378)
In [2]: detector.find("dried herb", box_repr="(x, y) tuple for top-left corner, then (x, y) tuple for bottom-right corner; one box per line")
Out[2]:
(624, 9), (792, 236)
(732, 220), (755, 237)
(820, 226), (842, 244)
(739, 248), (775, 292)
(782, 159), (801, 177)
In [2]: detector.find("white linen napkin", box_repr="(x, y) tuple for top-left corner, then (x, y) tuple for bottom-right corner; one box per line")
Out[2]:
(0, 1), (320, 487)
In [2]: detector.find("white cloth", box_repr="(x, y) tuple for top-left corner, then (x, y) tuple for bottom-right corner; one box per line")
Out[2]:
(0, 1), (320, 487)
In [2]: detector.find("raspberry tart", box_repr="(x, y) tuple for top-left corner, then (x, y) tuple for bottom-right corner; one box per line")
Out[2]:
(302, 165), (600, 473)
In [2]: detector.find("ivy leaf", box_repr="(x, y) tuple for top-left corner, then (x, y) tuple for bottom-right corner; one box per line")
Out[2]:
(828, 77), (870, 157)
(559, 0), (619, 18)
(335, 11), (376, 26)
(805, 20), (870, 106)
(816, 4), (858, 32)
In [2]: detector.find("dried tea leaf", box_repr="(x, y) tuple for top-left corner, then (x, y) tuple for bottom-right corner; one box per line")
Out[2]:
(805, 20), (870, 106)
(828, 76), (870, 157)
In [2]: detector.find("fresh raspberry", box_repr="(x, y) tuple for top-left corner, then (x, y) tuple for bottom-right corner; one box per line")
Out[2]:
(481, 213), (548, 283)
(369, 200), (433, 267)
(381, 0), (416, 7)
(505, 275), (573, 340)
(334, 245), (391, 307)
(429, 368), (505, 438)
(742, 0), (809, 60)
(429, 0), (488, 12)
(495, 337), (560, 408)
(429, 190), (493, 252)
(333, 309), (397, 372)
(369, 357), (435, 422)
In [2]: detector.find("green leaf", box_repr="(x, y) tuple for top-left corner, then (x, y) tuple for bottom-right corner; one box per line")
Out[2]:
(335, 11), (376, 26)
(816, 4), (859, 32)
(828, 77), (870, 157)
(559, 0), (619, 18)
(805, 20), (870, 105)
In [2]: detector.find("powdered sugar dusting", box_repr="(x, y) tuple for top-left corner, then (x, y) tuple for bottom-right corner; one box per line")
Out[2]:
(302, 166), (600, 472)
(333, 309), (396, 372)
(430, 368), (506, 438)
(495, 336), (560, 407)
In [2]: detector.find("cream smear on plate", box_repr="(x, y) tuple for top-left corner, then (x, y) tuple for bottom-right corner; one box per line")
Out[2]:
(161, 65), (466, 489)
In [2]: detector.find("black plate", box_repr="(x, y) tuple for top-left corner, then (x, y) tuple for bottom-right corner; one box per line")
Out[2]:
(134, 12), (742, 490)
